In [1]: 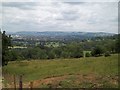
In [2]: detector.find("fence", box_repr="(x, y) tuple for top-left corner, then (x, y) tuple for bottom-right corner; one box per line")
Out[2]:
(2, 72), (33, 89)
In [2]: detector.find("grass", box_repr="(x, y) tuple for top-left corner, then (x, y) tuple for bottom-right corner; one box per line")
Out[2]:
(2, 54), (119, 88)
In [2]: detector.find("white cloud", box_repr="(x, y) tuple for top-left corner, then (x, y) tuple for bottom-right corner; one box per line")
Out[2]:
(1, 1), (118, 33)
(2, 0), (119, 2)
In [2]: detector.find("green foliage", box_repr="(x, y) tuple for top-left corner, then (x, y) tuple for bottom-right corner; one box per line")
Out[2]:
(115, 34), (120, 53)
(53, 47), (62, 58)
(2, 31), (12, 66)
(85, 52), (91, 57)
(91, 46), (105, 57)
(3, 33), (119, 61)
(104, 51), (111, 57)
(47, 50), (55, 59)
(9, 42), (84, 60)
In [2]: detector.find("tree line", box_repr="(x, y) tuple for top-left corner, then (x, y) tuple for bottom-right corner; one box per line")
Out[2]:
(1, 31), (120, 66)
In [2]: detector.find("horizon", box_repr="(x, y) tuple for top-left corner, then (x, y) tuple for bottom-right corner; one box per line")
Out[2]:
(6, 30), (117, 34)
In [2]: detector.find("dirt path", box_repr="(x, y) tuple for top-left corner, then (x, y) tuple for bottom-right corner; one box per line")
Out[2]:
(3, 74), (118, 88)
(23, 74), (118, 88)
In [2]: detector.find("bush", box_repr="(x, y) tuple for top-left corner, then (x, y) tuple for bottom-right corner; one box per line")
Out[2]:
(104, 52), (111, 57)
(85, 52), (91, 57)
(91, 46), (105, 57)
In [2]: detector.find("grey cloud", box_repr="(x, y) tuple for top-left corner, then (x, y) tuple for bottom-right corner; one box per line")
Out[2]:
(57, 11), (79, 20)
(63, 14), (79, 20)
(2, 2), (118, 33)
(2, 2), (37, 10)
(64, 2), (85, 5)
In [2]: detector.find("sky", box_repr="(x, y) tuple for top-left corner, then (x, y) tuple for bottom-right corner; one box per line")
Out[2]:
(1, 0), (119, 33)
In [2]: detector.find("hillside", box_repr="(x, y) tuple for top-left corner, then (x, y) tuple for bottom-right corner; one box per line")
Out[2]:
(2, 54), (118, 88)
(9, 31), (115, 41)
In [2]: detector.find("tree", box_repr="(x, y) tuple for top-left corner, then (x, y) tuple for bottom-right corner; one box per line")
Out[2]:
(0, 31), (2, 66)
(2, 31), (12, 66)
(91, 46), (104, 57)
(47, 50), (55, 59)
(115, 34), (120, 53)
(53, 47), (62, 58)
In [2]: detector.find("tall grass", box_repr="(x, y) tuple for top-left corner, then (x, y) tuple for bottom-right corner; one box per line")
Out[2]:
(2, 54), (118, 82)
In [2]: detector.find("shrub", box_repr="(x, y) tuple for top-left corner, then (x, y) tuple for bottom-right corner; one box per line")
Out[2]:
(85, 52), (91, 57)
(104, 52), (111, 57)
(91, 46), (105, 57)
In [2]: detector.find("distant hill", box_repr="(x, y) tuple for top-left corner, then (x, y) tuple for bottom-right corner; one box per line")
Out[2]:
(9, 31), (115, 41)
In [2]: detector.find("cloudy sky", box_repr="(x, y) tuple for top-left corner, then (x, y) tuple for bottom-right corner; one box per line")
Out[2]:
(1, 0), (119, 33)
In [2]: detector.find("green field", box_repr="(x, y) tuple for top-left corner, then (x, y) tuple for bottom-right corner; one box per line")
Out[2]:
(2, 54), (118, 88)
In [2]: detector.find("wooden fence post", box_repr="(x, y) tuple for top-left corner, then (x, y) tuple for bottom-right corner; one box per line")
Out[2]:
(19, 75), (22, 90)
(13, 75), (16, 90)
(29, 81), (33, 90)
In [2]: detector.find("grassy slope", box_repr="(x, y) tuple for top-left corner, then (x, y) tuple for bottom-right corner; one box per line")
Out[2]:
(3, 54), (118, 83)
